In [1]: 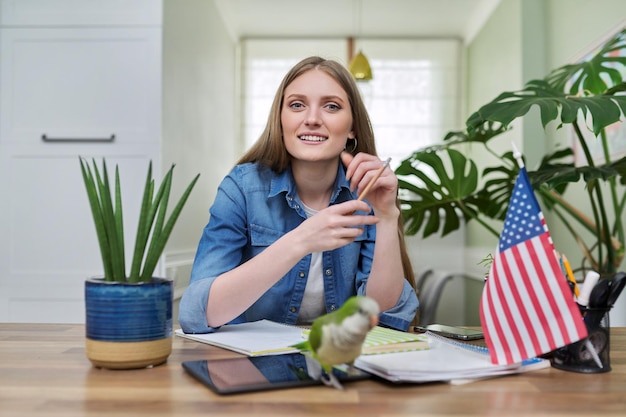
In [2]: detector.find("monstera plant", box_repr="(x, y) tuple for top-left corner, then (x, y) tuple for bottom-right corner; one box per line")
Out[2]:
(396, 28), (626, 276)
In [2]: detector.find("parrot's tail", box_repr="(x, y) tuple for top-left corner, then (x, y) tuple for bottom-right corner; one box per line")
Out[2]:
(290, 341), (310, 351)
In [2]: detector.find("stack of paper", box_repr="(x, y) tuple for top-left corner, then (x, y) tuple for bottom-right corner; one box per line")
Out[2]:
(175, 319), (429, 357)
(176, 322), (549, 384)
(354, 331), (550, 383)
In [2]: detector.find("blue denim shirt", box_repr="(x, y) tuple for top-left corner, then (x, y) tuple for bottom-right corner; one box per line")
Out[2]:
(179, 162), (418, 333)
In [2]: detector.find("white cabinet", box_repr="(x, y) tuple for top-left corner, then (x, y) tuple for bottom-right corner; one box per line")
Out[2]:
(0, 27), (161, 146)
(0, 1), (163, 322)
(0, 0), (162, 26)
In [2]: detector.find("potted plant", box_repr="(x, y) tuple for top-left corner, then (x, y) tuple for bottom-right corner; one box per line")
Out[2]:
(395, 29), (626, 278)
(80, 157), (199, 369)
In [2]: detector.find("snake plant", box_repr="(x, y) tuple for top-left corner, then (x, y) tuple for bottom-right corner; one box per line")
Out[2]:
(396, 28), (626, 275)
(79, 157), (200, 283)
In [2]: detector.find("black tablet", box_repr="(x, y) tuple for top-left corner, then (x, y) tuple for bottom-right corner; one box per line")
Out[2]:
(182, 353), (370, 395)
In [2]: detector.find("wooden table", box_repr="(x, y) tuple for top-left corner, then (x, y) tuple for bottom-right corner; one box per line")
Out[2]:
(1, 324), (625, 417)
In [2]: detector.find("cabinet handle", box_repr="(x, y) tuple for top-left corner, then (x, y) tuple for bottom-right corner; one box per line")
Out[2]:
(41, 134), (116, 143)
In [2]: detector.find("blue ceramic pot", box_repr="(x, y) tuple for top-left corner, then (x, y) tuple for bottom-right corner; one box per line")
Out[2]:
(85, 277), (173, 341)
(84, 277), (173, 369)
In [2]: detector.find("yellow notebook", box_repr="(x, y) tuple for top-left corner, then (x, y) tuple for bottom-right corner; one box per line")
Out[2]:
(300, 325), (429, 355)
(361, 326), (429, 355)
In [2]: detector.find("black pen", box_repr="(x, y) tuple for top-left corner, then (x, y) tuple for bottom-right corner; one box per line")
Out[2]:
(577, 271), (604, 369)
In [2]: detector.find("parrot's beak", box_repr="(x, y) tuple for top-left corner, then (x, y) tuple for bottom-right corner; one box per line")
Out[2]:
(369, 314), (379, 329)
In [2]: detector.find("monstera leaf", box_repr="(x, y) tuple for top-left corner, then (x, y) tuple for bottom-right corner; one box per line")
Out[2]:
(546, 29), (626, 95)
(469, 29), (626, 138)
(467, 80), (626, 137)
(475, 152), (519, 221)
(530, 155), (626, 189)
(395, 148), (482, 238)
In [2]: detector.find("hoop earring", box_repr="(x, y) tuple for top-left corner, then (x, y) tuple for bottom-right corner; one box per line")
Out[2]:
(345, 137), (358, 153)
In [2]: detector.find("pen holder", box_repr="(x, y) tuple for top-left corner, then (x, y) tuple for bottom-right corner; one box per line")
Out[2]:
(551, 306), (611, 373)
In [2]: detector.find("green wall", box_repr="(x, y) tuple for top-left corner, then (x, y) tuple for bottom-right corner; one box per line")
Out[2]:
(465, 0), (626, 257)
(462, 0), (626, 324)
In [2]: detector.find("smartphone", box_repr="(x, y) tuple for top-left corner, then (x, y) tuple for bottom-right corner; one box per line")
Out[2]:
(414, 324), (484, 341)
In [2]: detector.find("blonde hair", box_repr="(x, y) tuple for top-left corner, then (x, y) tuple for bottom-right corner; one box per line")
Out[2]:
(237, 56), (375, 170)
(238, 56), (416, 289)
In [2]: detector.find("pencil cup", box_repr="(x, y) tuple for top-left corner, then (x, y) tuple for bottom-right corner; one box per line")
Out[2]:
(551, 306), (611, 373)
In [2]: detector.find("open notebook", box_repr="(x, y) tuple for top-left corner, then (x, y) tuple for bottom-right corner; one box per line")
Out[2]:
(175, 319), (428, 357)
(354, 331), (550, 384)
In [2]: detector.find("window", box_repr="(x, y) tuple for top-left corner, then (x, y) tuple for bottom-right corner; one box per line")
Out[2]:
(240, 38), (461, 170)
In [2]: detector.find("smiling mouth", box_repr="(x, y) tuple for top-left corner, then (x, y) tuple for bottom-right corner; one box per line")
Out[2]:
(299, 135), (327, 142)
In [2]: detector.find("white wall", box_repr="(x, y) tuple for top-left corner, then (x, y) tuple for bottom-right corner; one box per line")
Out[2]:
(162, 0), (237, 317)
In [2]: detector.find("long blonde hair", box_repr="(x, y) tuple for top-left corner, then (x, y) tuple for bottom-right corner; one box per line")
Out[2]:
(238, 56), (416, 289)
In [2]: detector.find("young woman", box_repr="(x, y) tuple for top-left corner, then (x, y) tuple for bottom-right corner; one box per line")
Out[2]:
(179, 56), (418, 333)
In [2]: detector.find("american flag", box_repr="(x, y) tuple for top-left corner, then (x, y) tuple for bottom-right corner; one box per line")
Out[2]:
(479, 167), (588, 365)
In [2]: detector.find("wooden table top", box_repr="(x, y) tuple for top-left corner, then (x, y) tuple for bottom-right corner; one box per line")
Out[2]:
(1, 323), (626, 417)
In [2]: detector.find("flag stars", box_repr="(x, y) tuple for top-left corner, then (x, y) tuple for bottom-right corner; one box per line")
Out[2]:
(498, 172), (546, 250)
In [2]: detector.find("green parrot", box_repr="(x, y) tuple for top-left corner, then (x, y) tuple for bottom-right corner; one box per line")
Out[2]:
(292, 295), (380, 389)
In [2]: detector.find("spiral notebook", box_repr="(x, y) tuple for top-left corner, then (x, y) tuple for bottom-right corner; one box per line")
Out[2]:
(354, 331), (550, 384)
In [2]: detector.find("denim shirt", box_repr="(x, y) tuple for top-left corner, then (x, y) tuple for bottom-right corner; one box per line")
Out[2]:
(178, 162), (418, 333)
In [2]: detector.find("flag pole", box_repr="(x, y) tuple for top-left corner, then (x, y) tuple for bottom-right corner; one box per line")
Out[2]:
(512, 142), (524, 169)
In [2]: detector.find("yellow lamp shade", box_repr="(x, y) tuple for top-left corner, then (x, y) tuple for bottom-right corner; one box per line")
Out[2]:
(349, 51), (373, 81)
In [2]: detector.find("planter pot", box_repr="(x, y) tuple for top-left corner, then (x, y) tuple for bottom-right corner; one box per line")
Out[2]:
(85, 277), (173, 369)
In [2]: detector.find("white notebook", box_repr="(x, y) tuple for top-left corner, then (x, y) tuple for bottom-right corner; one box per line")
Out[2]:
(175, 320), (303, 356)
(354, 331), (550, 383)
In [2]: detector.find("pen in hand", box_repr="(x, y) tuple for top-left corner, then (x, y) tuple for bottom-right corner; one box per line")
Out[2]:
(357, 157), (391, 202)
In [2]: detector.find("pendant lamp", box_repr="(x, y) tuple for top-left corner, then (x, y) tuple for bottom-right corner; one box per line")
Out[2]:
(348, 1), (372, 82)
(349, 50), (373, 81)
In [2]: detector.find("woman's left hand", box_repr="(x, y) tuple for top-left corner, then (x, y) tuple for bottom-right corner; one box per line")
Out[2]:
(341, 152), (399, 219)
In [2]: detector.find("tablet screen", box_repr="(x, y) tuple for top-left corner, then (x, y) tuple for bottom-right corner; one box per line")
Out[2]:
(182, 353), (370, 394)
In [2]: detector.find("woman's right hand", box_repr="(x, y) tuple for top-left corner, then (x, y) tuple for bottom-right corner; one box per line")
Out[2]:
(291, 200), (379, 254)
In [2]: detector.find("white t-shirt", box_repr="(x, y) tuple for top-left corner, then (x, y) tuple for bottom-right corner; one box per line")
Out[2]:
(296, 203), (326, 325)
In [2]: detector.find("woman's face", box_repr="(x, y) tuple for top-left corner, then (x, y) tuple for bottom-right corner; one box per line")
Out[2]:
(281, 69), (354, 163)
